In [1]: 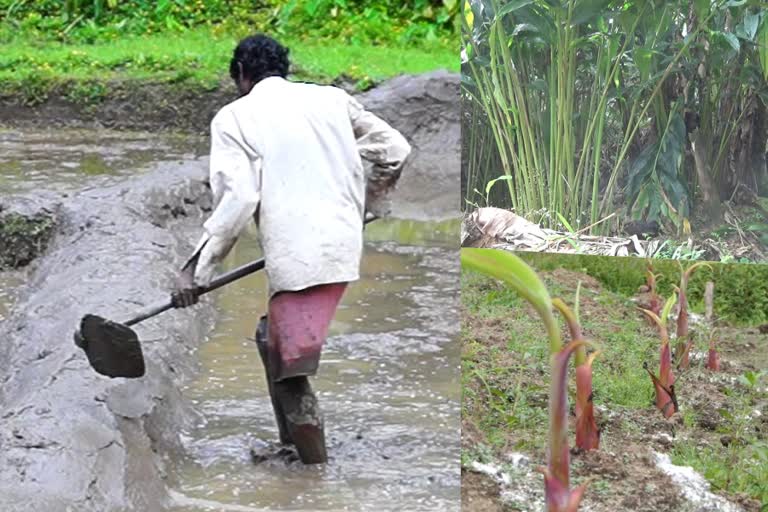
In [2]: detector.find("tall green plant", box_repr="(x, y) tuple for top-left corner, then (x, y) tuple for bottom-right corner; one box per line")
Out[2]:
(463, 0), (767, 232)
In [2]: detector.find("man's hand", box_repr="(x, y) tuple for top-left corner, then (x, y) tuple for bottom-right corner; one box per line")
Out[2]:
(172, 264), (202, 308)
(365, 183), (392, 218)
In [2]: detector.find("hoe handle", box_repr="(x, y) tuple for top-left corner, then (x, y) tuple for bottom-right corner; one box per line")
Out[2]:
(124, 215), (378, 327)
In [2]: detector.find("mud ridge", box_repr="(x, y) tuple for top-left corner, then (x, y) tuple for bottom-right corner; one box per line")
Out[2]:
(0, 161), (216, 512)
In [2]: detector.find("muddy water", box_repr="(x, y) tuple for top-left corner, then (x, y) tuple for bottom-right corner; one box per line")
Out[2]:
(0, 271), (24, 322)
(168, 219), (460, 512)
(0, 128), (205, 194)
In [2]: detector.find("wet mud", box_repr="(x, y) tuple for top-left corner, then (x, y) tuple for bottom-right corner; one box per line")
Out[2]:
(0, 72), (460, 511)
(0, 160), (215, 512)
(166, 232), (459, 511)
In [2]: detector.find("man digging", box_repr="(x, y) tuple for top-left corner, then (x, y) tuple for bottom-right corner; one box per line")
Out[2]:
(171, 34), (411, 464)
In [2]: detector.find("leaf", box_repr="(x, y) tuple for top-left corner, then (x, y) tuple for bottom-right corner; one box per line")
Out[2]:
(693, 0), (710, 20)
(570, 0), (612, 26)
(464, 0), (474, 28)
(634, 47), (655, 80)
(556, 212), (575, 233)
(485, 175), (514, 196)
(460, 248), (554, 325)
(759, 18), (768, 80)
(496, 0), (535, 18)
(661, 293), (677, 327)
(711, 30), (741, 54)
(736, 12), (760, 41)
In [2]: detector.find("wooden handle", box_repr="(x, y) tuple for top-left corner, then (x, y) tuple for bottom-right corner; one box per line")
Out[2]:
(123, 215), (378, 327)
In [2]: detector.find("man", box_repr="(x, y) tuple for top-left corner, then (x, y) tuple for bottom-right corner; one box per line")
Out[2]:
(172, 34), (411, 464)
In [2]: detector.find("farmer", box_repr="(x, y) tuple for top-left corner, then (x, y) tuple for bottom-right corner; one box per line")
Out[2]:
(171, 34), (411, 464)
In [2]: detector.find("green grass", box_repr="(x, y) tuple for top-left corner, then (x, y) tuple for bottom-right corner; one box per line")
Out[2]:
(461, 268), (658, 455)
(0, 27), (457, 104)
(671, 372), (768, 509)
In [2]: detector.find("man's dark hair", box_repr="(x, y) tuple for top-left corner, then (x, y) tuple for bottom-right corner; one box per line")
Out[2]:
(229, 34), (290, 84)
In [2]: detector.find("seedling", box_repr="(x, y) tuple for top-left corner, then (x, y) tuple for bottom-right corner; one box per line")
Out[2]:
(706, 328), (720, 371)
(640, 293), (679, 418)
(542, 339), (591, 511)
(645, 264), (662, 321)
(461, 248), (588, 512)
(552, 288), (600, 451)
(675, 261), (711, 369)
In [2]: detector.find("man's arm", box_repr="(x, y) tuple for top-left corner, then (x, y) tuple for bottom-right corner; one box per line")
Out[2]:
(347, 94), (412, 216)
(177, 108), (261, 303)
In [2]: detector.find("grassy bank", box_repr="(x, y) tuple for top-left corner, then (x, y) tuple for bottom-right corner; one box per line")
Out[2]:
(0, 28), (457, 105)
(516, 252), (768, 326)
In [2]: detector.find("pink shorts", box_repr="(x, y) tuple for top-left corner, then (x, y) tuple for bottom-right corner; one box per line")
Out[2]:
(267, 282), (347, 381)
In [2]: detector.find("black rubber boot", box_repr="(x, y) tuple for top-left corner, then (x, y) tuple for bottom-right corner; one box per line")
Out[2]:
(255, 315), (292, 445)
(273, 376), (328, 464)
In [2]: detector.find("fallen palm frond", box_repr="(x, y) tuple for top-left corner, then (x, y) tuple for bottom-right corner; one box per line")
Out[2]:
(462, 208), (664, 258)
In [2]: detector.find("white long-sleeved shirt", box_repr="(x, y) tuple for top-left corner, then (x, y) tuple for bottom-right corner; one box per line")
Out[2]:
(187, 76), (411, 296)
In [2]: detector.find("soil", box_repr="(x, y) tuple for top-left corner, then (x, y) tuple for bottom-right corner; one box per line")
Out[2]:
(0, 161), (217, 512)
(462, 268), (767, 512)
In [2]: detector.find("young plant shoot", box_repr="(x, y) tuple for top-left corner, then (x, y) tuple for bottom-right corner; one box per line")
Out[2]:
(460, 248), (588, 512)
(645, 263), (662, 324)
(552, 284), (600, 451)
(640, 293), (679, 419)
(706, 328), (721, 371)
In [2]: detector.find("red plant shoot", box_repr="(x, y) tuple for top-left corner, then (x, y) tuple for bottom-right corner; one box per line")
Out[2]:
(543, 339), (591, 512)
(646, 264), (662, 320)
(706, 329), (720, 371)
(552, 295), (600, 451)
(640, 293), (679, 418)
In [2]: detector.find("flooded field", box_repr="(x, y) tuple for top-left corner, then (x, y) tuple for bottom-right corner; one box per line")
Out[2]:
(0, 128), (460, 511)
(0, 128), (205, 194)
(168, 220), (460, 512)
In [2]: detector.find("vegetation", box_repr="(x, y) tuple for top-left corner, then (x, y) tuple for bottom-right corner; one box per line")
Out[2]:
(0, 0), (458, 47)
(0, 1), (458, 105)
(461, 249), (594, 511)
(640, 293), (680, 419)
(517, 251), (768, 325)
(462, 0), (768, 237)
(462, 251), (768, 509)
(0, 211), (57, 269)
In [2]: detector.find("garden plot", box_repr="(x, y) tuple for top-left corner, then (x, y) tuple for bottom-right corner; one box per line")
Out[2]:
(461, 253), (767, 512)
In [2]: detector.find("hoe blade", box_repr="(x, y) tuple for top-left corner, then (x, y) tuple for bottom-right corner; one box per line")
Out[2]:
(74, 314), (145, 378)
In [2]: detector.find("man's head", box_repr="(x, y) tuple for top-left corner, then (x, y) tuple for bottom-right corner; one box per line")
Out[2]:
(229, 34), (290, 96)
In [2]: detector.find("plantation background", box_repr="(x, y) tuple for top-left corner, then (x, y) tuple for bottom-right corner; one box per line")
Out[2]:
(517, 252), (768, 325)
(462, 0), (768, 246)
